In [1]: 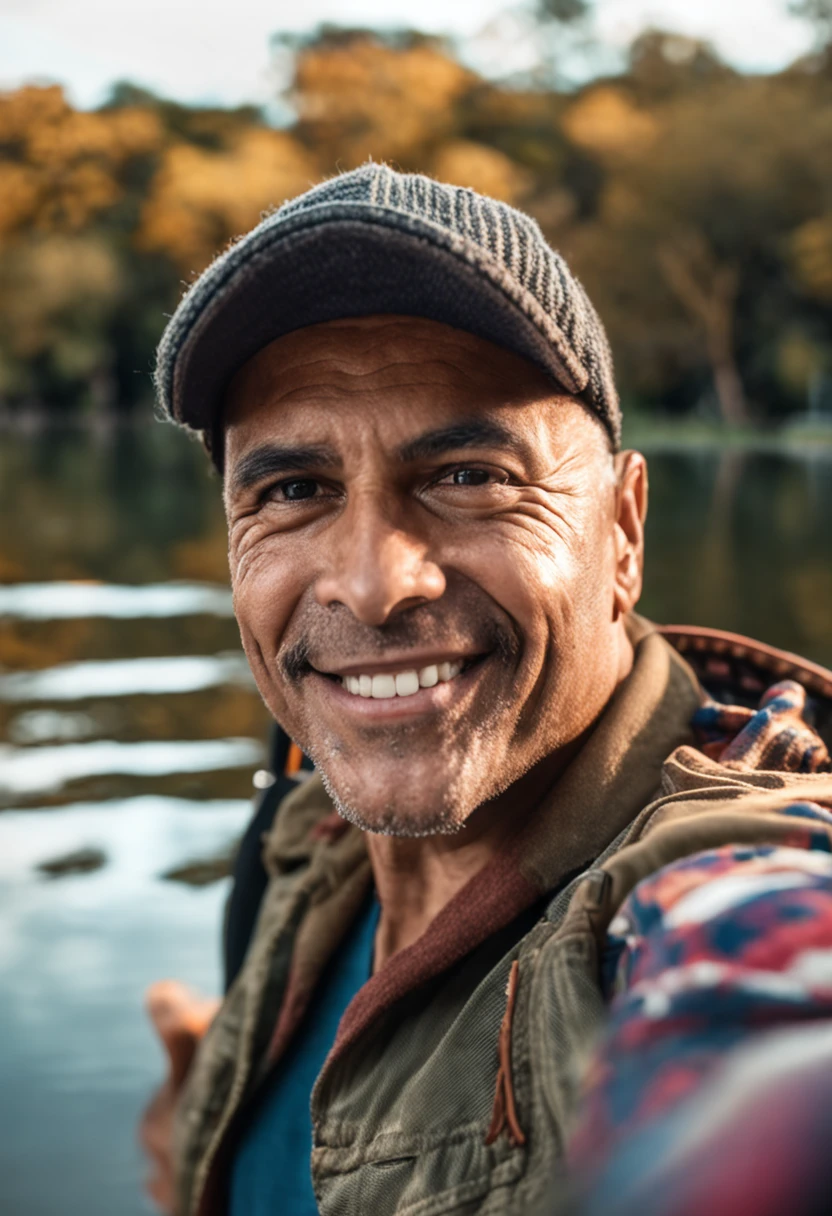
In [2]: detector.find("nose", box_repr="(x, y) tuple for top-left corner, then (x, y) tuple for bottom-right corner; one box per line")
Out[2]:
(314, 492), (445, 626)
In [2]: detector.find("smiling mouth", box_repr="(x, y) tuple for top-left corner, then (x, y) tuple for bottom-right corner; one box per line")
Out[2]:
(312, 656), (483, 701)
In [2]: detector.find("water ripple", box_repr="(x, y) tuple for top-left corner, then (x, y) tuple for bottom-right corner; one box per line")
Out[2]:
(0, 652), (254, 701)
(0, 581), (233, 620)
(0, 737), (264, 797)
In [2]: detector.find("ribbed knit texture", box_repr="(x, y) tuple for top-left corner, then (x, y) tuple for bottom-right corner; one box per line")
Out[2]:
(155, 164), (621, 448)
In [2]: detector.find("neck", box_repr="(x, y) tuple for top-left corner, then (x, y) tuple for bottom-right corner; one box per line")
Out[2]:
(366, 626), (636, 972)
(366, 739), (576, 972)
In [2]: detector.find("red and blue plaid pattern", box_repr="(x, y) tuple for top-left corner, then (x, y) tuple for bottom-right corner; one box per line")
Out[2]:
(570, 681), (832, 1215)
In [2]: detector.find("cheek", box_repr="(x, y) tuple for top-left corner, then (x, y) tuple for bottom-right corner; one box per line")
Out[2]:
(441, 514), (615, 686)
(230, 531), (308, 676)
(442, 522), (588, 652)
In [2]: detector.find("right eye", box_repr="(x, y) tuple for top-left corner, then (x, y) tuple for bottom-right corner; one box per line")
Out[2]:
(262, 478), (325, 503)
(277, 479), (320, 501)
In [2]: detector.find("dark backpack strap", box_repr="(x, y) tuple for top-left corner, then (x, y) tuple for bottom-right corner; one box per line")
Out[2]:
(222, 725), (313, 992)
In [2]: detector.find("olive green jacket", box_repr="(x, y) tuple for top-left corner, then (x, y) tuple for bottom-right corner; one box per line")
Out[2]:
(173, 619), (832, 1216)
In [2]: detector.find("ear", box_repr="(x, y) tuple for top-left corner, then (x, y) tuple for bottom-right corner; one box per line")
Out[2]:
(612, 451), (648, 620)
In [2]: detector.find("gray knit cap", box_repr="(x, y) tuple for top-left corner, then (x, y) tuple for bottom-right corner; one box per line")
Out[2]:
(155, 164), (621, 452)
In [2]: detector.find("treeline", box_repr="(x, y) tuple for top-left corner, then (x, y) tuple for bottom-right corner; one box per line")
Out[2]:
(0, 26), (831, 424)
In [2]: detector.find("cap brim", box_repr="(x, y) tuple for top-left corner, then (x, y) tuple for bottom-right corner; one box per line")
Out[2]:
(165, 215), (585, 432)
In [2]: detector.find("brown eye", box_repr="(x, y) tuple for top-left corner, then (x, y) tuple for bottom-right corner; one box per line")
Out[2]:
(452, 469), (490, 486)
(279, 479), (319, 500)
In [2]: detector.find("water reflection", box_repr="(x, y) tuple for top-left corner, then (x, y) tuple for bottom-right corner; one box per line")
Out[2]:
(638, 446), (832, 668)
(0, 652), (254, 701)
(0, 795), (250, 1216)
(0, 737), (264, 801)
(0, 581), (234, 620)
(0, 428), (831, 1216)
(37, 847), (108, 878)
(9, 709), (98, 744)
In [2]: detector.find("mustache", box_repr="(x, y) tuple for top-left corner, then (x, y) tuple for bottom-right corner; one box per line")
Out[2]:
(280, 603), (519, 683)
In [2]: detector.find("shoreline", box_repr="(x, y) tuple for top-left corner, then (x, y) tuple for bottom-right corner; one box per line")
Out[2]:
(2, 412), (832, 457)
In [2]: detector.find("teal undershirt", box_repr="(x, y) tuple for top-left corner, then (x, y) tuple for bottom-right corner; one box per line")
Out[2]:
(229, 894), (380, 1215)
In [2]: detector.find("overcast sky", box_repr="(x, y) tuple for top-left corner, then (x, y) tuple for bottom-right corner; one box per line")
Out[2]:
(0, 0), (816, 110)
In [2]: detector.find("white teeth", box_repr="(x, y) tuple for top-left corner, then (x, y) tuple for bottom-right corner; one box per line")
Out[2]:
(371, 674), (397, 699)
(437, 661), (462, 682)
(395, 671), (420, 697)
(340, 661), (465, 698)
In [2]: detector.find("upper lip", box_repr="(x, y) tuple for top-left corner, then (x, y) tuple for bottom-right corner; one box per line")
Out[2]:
(313, 651), (484, 678)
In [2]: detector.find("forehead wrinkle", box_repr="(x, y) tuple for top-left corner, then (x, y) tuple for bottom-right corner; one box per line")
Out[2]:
(232, 318), (560, 401)
(229, 361), (553, 434)
(255, 356), (534, 398)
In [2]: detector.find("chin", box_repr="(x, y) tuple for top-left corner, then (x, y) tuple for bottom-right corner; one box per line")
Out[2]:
(316, 765), (473, 838)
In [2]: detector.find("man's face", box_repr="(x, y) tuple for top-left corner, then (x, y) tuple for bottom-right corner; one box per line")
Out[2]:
(223, 316), (643, 836)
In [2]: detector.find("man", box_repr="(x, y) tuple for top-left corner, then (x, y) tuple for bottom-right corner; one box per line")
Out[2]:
(147, 165), (832, 1216)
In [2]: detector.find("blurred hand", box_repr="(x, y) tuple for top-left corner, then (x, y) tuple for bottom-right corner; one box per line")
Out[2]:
(139, 980), (220, 1215)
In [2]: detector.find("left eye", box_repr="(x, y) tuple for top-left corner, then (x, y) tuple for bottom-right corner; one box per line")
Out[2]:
(447, 469), (491, 486)
(276, 479), (319, 500)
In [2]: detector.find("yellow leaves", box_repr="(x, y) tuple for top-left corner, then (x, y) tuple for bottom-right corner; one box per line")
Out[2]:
(22, 235), (118, 308)
(0, 163), (41, 240)
(0, 235), (119, 358)
(777, 331), (826, 393)
(430, 141), (532, 204)
(137, 128), (319, 273)
(0, 35), (831, 424)
(0, 86), (163, 238)
(52, 163), (121, 230)
(562, 87), (658, 159)
(0, 86), (161, 164)
(294, 36), (476, 165)
(0, 85), (68, 145)
(791, 216), (832, 302)
(25, 105), (161, 170)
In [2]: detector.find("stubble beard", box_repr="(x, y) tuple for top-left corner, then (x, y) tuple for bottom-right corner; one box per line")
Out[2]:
(271, 579), (524, 837)
(304, 687), (523, 838)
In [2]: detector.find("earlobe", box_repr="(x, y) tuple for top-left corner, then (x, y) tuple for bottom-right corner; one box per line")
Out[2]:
(613, 548), (641, 619)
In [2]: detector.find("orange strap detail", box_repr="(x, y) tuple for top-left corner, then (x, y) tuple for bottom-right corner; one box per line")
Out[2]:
(285, 741), (304, 777)
(485, 959), (526, 1148)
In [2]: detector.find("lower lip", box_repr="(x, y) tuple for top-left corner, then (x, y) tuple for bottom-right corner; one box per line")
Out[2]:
(308, 663), (484, 721)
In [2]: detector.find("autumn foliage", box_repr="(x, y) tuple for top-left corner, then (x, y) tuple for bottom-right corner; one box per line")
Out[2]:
(1, 28), (831, 423)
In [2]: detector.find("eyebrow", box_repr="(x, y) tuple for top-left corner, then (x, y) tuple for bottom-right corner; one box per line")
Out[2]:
(230, 418), (531, 494)
(396, 418), (530, 463)
(229, 443), (338, 495)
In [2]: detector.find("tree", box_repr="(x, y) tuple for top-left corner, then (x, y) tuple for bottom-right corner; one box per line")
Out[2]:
(137, 130), (319, 274)
(657, 234), (748, 425)
(285, 28), (477, 169)
(557, 44), (832, 418)
(1, 21), (831, 424)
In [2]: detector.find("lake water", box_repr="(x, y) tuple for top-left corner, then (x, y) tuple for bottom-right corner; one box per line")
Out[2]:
(1, 427), (831, 1215)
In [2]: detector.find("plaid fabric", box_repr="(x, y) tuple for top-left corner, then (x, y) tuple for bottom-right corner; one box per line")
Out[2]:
(693, 679), (830, 773)
(570, 682), (832, 1215)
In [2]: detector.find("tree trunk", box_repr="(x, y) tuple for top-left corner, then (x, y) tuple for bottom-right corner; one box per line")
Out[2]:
(658, 233), (750, 427)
